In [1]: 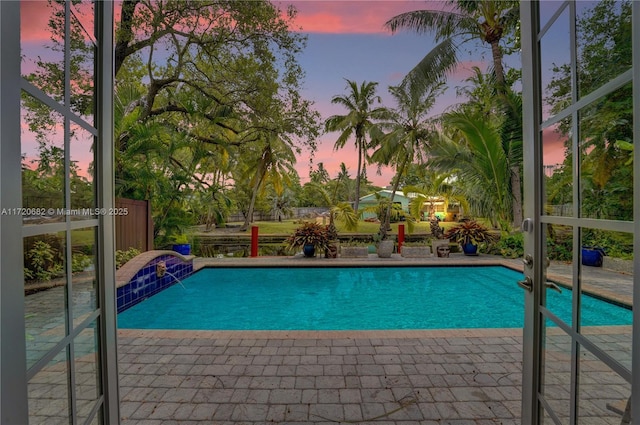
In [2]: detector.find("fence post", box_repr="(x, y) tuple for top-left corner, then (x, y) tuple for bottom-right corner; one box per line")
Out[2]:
(250, 226), (259, 257)
(398, 224), (405, 254)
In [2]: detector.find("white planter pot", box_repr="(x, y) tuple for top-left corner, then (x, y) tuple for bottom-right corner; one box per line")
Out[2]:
(377, 240), (395, 258)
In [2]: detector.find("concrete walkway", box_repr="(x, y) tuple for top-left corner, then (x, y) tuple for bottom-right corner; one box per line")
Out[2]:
(116, 253), (632, 424)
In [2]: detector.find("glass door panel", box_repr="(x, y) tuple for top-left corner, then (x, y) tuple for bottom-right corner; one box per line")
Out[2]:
(575, 1), (633, 100)
(578, 83), (633, 222)
(540, 319), (572, 424)
(20, 92), (66, 224)
(579, 228), (633, 371)
(28, 348), (70, 424)
(577, 347), (631, 423)
(71, 227), (98, 327)
(74, 321), (102, 424)
(542, 120), (573, 217)
(70, 122), (97, 218)
(24, 232), (68, 370)
(521, 1), (637, 424)
(540, 4), (572, 123)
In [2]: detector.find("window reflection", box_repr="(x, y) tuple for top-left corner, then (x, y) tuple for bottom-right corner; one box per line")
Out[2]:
(24, 233), (67, 369)
(21, 92), (66, 224)
(542, 119), (573, 217)
(576, 1), (632, 99)
(578, 83), (633, 221)
(541, 5), (571, 122)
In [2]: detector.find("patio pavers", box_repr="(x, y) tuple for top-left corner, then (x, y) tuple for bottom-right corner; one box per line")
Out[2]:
(119, 329), (524, 424)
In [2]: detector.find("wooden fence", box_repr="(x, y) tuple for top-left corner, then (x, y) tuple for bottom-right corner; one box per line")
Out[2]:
(115, 198), (153, 252)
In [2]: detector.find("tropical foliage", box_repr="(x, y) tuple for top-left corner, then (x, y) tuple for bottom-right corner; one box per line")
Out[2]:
(444, 220), (498, 246)
(370, 80), (444, 238)
(324, 80), (388, 213)
(23, 0), (321, 244)
(285, 222), (330, 252)
(384, 0), (519, 94)
(545, 0), (633, 222)
(21, 0), (633, 264)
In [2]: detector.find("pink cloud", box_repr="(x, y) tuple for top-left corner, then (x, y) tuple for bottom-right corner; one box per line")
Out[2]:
(542, 126), (568, 166)
(287, 1), (449, 35)
(21, 1), (59, 43)
(449, 60), (489, 81)
(294, 135), (395, 187)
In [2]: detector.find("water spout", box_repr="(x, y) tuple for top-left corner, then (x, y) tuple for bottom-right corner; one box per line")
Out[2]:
(165, 271), (187, 290)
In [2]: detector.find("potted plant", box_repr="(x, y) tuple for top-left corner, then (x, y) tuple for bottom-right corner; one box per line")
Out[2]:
(171, 234), (191, 255)
(444, 220), (497, 255)
(286, 222), (330, 258)
(582, 246), (605, 267)
(373, 232), (395, 258)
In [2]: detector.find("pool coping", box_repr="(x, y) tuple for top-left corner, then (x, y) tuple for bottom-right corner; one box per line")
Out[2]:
(118, 325), (631, 340)
(118, 327), (524, 339)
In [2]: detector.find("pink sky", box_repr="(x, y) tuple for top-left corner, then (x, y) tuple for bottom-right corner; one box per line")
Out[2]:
(285, 1), (502, 186)
(21, 1), (556, 189)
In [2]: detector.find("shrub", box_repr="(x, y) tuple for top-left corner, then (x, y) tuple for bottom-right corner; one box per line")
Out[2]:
(115, 248), (141, 269)
(444, 220), (498, 245)
(25, 240), (64, 281)
(285, 222), (330, 251)
(487, 233), (524, 258)
(72, 253), (93, 273)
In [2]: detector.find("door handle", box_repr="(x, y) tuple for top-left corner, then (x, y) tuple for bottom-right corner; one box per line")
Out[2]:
(545, 281), (562, 293)
(518, 276), (533, 292)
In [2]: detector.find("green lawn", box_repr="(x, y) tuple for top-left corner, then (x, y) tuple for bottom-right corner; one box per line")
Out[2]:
(218, 219), (458, 235)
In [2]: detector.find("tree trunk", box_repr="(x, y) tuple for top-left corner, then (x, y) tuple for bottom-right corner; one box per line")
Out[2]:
(379, 160), (407, 240)
(491, 40), (506, 95)
(114, 0), (141, 76)
(240, 183), (260, 232)
(491, 39), (522, 229)
(511, 165), (523, 229)
(353, 138), (363, 213)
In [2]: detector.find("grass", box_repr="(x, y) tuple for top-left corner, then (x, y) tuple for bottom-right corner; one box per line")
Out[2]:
(216, 219), (458, 235)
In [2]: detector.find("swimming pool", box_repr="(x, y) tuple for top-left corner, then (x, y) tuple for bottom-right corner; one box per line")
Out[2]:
(117, 266), (632, 330)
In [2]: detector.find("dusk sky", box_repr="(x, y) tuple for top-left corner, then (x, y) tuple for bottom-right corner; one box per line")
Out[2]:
(20, 1), (533, 187)
(283, 1), (512, 186)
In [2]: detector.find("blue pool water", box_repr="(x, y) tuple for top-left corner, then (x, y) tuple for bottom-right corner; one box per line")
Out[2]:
(117, 266), (632, 330)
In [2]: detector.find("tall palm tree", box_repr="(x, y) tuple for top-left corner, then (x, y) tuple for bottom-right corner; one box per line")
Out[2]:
(386, 1), (522, 227)
(370, 81), (444, 239)
(324, 80), (387, 213)
(384, 0), (519, 95)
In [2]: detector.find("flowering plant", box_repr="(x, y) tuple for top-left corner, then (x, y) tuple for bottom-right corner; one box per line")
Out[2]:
(444, 220), (498, 245)
(286, 222), (330, 251)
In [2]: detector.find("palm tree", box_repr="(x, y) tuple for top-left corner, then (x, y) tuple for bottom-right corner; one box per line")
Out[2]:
(239, 132), (297, 231)
(324, 80), (387, 213)
(402, 170), (469, 222)
(370, 81), (444, 239)
(430, 109), (515, 229)
(306, 182), (359, 234)
(384, 0), (519, 95)
(385, 1), (522, 226)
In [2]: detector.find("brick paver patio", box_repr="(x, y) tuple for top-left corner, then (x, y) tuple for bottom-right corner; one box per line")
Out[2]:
(118, 329), (524, 424)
